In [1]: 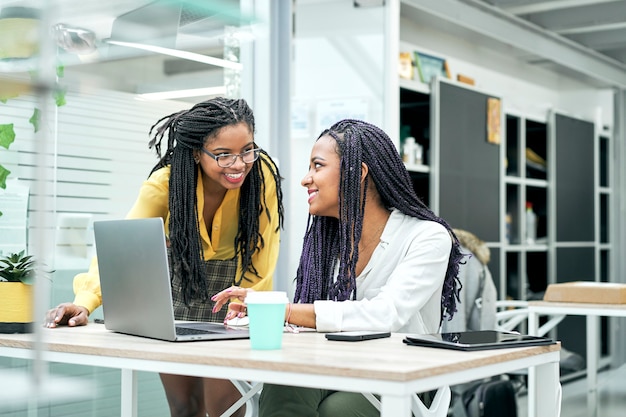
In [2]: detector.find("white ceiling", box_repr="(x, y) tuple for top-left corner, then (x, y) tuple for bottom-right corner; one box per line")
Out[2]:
(65, 0), (626, 92)
(3, 0), (625, 98)
(1, 0), (245, 101)
(481, 0), (626, 67)
(402, 0), (626, 88)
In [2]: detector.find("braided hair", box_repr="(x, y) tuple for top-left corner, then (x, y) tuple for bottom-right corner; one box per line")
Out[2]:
(293, 119), (463, 322)
(147, 97), (284, 304)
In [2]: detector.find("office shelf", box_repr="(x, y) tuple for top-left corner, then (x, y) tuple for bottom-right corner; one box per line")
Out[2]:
(399, 75), (613, 361)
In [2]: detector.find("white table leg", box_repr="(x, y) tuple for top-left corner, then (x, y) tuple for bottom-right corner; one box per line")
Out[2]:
(532, 360), (561, 417)
(527, 310), (540, 417)
(586, 315), (598, 417)
(380, 393), (411, 417)
(120, 368), (138, 417)
(527, 310), (539, 336)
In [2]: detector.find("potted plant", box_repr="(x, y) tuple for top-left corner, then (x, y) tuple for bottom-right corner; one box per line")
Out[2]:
(0, 250), (51, 333)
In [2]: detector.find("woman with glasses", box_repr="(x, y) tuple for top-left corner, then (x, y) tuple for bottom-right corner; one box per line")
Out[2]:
(213, 119), (463, 417)
(45, 97), (284, 417)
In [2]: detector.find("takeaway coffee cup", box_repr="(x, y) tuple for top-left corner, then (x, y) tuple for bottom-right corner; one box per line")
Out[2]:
(245, 291), (289, 350)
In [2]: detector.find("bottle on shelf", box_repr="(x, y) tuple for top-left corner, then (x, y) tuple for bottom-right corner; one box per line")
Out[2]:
(525, 202), (536, 244)
(415, 142), (424, 165)
(505, 213), (512, 244)
(402, 136), (417, 165)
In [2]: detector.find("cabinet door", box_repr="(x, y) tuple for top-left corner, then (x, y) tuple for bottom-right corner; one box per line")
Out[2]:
(554, 112), (595, 242)
(434, 81), (501, 242)
(551, 112), (596, 359)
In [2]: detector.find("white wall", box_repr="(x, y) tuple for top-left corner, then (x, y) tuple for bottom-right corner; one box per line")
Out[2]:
(286, 0), (387, 297)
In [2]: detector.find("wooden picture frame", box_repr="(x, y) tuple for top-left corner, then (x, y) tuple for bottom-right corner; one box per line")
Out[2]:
(487, 97), (502, 145)
(414, 52), (450, 84)
(398, 52), (414, 80)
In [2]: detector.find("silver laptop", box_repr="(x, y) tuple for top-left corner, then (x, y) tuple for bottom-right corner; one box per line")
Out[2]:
(94, 217), (249, 342)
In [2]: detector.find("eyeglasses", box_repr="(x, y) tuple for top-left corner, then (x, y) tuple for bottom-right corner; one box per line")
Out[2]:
(200, 148), (261, 168)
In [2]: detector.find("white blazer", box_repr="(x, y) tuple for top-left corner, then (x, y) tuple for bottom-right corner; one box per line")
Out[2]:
(314, 209), (452, 334)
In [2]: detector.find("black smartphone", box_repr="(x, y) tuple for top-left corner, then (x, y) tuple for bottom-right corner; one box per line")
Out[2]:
(325, 331), (391, 342)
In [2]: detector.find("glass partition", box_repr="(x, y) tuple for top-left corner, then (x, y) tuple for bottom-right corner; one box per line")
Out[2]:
(1, 0), (253, 298)
(0, 1), (257, 414)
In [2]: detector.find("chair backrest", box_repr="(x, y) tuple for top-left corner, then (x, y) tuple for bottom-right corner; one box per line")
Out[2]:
(494, 299), (567, 338)
(442, 229), (497, 333)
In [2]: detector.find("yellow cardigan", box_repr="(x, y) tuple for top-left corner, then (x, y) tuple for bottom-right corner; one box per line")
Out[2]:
(73, 163), (280, 314)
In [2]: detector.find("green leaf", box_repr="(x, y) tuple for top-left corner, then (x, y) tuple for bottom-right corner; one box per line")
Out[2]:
(56, 64), (65, 78)
(0, 123), (16, 149)
(53, 89), (66, 107)
(0, 164), (10, 189)
(29, 108), (40, 132)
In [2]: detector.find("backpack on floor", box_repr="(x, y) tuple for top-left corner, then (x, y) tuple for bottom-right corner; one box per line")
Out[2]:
(448, 378), (518, 417)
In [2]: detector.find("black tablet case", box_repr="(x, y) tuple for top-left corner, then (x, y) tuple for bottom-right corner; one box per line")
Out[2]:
(403, 330), (555, 351)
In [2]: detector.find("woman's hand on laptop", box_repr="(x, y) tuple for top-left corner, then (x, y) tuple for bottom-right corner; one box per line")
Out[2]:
(45, 303), (89, 328)
(223, 303), (248, 323)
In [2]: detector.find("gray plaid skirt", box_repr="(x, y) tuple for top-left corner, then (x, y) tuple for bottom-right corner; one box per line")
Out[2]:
(169, 251), (238, 323)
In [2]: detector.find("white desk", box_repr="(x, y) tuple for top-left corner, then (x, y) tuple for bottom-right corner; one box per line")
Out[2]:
(528, 301), (626, 417)
(0, 324), (561, 417)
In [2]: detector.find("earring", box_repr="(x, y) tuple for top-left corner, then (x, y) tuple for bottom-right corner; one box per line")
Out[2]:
(194, 157), (200, 164)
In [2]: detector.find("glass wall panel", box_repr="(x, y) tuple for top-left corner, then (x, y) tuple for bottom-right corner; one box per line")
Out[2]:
(0, 1), (255, 415)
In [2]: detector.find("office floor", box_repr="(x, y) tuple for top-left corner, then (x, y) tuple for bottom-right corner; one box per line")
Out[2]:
(518, 365), (626, 417)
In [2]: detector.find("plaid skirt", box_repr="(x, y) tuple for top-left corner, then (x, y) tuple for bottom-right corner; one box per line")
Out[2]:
(169, 251), (238, 323)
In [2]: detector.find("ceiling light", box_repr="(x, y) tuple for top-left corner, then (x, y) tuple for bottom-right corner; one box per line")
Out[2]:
(136, 86), (226, 101)
(54, 23), (97, 55)
(107, 40), (242, 70)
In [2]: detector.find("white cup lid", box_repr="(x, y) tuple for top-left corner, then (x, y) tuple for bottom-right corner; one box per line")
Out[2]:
(245, 291), (289, 304)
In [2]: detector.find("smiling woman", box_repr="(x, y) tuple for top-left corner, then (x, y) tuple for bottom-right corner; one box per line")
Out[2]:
(45, 96), (285, 417)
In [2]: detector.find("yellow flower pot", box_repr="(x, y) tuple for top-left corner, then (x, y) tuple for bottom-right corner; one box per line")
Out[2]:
(0, 282), (33, 333)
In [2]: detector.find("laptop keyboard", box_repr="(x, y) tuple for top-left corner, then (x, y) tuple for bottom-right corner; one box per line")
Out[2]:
(175, 326), (214, 336)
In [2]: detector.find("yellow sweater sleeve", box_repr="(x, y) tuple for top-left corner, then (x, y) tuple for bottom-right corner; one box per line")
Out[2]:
(72, 257), (102, 314)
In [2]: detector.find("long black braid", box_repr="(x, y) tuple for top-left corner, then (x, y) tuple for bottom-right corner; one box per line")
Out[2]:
(294, 119), (463, 322)
(147, 97), (284, 304)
